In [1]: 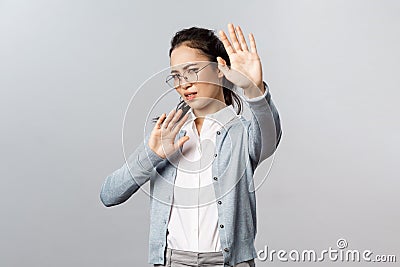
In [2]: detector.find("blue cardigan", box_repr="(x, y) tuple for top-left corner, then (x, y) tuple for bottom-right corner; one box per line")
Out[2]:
(100, 82), (282, 266)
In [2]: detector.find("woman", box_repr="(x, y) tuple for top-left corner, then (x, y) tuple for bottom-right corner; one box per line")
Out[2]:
(100, 23), (282, 267)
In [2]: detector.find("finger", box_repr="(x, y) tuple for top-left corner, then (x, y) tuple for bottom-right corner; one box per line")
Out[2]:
(167, 109), (182, 130)
(174, 136), (190, 151)
(155, 113), (166, 129)
(172, 113), (189, 134)
(236, 25), (249, 52)
(249, 32), (258, 54)
(162, 108), (176, 129)
(219, 30), (235, 56)
(228, 23), (242, 51)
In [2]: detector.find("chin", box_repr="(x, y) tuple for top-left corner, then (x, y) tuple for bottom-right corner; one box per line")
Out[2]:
(184, 97), (208, 108)
(185, 97), (223, 113)
(185, 100), (204, 110)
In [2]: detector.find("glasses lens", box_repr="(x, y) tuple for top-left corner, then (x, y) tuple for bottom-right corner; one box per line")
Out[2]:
(183, 69), (198, 84)
(166, 75), (180, 88)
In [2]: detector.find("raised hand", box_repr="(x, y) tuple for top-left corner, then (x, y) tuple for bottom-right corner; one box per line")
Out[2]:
(148, 108), (190, 159)
(217, 23), (264, 95)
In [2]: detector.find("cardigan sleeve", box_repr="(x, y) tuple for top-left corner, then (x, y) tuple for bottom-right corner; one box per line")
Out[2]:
(99, 133), (166, 207)
(242, 81), (282, 167)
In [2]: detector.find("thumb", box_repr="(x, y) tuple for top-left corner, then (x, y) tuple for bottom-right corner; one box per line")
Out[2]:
(217, 57), (229, 75)
(174, 136), (190, 150)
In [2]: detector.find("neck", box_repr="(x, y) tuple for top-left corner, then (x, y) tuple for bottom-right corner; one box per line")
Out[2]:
(192, 101), (226, 133)
(192, 101), (227, 119)
(192, 88), (227, 118)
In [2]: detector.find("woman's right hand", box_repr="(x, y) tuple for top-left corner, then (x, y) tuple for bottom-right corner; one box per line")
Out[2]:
(148, 108), (190, 159)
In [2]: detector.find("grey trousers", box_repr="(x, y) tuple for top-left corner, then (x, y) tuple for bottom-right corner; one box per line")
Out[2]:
(154, 247), (256, 267)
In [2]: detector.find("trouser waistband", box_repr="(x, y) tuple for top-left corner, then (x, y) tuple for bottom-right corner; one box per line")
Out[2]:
(166, 247), (224, 265)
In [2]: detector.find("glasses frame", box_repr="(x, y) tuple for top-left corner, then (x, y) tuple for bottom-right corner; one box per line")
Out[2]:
(165, 62), (213, 88)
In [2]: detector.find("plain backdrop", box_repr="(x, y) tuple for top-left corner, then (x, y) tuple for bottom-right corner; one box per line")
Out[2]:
(0, 0), (399, 266)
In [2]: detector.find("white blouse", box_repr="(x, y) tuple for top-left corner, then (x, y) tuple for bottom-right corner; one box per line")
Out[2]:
(166, 104), (238, 252)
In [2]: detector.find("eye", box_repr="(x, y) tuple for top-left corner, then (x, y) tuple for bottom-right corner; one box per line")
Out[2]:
(172, 74), (181, 80)
(186, 69), (198, 74)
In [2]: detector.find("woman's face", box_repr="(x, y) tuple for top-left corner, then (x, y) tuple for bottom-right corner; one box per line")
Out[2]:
(169, 45), (225, 113)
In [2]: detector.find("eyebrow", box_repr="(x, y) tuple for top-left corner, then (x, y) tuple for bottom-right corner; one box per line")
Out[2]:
(170, 63), (198, 74)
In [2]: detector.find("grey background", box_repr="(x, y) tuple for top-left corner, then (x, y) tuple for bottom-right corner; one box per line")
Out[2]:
(1, 0), (399, 266)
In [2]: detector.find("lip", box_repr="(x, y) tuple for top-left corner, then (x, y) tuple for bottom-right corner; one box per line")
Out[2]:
(184, 91), (197, 101)
(184, 91), (197, 96)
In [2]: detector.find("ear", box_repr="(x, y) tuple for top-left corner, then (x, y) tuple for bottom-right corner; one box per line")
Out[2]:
(217, 68), (224, 79)
(216, 57), (228, 78)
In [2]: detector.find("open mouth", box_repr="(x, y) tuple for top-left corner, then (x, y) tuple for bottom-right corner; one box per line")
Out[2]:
(184, 92), (197, 100)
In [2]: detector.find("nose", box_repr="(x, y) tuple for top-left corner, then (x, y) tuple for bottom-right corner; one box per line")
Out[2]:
(180, 80), (192, 90)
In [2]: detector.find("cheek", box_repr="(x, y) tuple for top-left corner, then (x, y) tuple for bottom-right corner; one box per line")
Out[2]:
(200, 73), (220, 86)
(198, 85), (221, 98)
(175, 88), (184, 96)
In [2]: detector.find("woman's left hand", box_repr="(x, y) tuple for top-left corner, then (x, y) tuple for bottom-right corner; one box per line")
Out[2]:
(217, 23), (264, 94)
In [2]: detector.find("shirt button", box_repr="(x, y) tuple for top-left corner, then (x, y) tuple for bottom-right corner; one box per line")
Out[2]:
(220, 224), (224, 228)
(216, 131), (220, 135)
(224, 248), (229, 252)
(217, 200), (222, 205)
(214, 153), (217, 157)
(213, 177), (218, 181)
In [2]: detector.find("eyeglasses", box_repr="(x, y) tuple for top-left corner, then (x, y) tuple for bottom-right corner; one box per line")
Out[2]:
(165, 62), (212, 88)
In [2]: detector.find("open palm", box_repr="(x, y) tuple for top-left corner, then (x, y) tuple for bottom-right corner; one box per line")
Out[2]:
(217, 23), (263, 91)
(148, 108), (189, 159)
